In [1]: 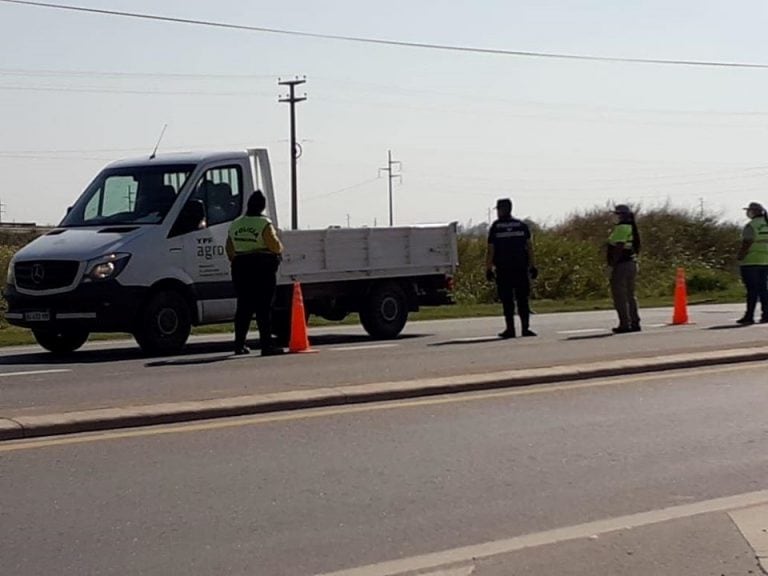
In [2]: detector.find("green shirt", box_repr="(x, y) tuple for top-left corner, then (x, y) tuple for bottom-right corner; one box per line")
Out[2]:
(741, 217), (768, 266)
(228, 215), (271, 254)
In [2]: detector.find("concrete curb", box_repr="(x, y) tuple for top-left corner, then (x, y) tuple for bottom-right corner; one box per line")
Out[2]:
(2, 346), (767, 441)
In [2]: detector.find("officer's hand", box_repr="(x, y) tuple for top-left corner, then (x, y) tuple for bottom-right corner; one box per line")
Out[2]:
(485, 269), (496, 282)
(529, 266), (539, 280)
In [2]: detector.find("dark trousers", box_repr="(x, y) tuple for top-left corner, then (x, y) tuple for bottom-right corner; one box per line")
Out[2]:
(496, 267), (531, 333)
(740, 265), (768, 320)
(232, 252), (279, 349)
(610, 261), (640, 329)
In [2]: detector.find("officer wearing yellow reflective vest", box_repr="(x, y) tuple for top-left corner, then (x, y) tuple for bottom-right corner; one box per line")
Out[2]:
(607, 204), (641, 334)
(736, 201), (768, 325)
(226, 190), (285, 356)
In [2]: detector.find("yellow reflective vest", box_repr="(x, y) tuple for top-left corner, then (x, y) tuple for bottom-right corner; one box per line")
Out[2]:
(742, 217), (768, 266)
(228, 215), (271, 255)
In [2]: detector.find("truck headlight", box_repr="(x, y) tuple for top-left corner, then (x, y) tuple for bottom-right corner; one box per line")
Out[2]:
(85, 253), (131, 282)
(6, 259), (15, 286)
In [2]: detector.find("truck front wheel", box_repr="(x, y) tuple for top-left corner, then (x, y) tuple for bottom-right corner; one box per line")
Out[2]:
(360, 283), (408, 339)
(33, 328), (90, 355)
(134, 291), (191, 355)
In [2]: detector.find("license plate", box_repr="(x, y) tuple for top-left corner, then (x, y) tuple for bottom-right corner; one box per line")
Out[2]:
(24, 311), (50, 322)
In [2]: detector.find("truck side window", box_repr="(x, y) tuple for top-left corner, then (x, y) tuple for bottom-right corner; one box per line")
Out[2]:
(191, 166), (243, 226)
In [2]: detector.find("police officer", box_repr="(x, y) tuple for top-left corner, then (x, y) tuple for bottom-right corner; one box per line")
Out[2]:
(226, 190), (284, 356)
(607, 204), (641, 333)
(736, 201), (768, 325)
(485, 198), (538, 338)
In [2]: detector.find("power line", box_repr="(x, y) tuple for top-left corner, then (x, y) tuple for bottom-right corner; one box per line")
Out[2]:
(304, 177), (380, 202)
(0, 84), (270, 97)
(4, 0), (768, 70)
(0, 67), (274, 79)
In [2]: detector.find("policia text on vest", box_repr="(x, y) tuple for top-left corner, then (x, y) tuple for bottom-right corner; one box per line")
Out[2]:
(226, 191), (285, 356)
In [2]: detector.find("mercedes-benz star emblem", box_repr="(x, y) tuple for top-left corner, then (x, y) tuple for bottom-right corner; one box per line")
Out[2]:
(31, 264), (45, 284)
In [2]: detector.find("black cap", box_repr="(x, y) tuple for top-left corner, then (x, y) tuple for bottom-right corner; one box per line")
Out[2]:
(496, 198), (512, 210)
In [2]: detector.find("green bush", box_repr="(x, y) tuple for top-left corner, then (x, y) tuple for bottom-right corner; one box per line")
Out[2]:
(457, 205), (742, 304)
(0, 231), (40, 327)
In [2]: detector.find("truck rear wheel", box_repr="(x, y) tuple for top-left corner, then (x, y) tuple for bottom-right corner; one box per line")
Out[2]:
(134, 290), (191, 355)
(360, 283), (408, 339)
(33, 328), (90, 355)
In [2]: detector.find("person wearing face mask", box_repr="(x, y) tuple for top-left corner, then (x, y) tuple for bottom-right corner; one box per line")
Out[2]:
(736, 201), (768, 325)
(607, 204), (641, 334)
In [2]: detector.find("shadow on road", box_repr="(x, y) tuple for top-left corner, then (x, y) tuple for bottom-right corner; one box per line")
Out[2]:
(0, 333), (429, 367)
(429, 336), (502, 346)
(563, 333), (614, 341)
(707, 324), (752, 331)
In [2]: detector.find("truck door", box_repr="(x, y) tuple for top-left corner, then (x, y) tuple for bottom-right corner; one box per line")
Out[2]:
(183, 164), (245, 322)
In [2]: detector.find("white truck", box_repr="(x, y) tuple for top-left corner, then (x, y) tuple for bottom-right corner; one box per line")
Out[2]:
(4, 149), (458, 354)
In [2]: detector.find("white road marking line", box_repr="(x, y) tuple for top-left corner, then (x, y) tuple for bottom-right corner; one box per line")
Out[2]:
(316, 489), (768, 576)
(647, 323), (667, 328)
(328, 344), (399, 352)
(557, 328), (606, 335)
(729, 504), (768, 572)
(421, 566), (475, 576)
(0, 369), (71, 378)
(445, 337), (502, 343)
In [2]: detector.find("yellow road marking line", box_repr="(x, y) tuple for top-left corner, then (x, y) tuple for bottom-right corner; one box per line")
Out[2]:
(0, 362), (762, 453)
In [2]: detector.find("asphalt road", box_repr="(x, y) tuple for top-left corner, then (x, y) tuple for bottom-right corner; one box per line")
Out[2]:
(1, 304), (767, 417)
(1, 363), (766, 575)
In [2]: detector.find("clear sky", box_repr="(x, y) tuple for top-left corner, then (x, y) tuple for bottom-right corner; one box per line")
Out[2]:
(1, 0), (768, 228)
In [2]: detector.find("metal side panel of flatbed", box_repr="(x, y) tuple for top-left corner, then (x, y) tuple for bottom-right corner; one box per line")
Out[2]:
(277, 223), (458, 285)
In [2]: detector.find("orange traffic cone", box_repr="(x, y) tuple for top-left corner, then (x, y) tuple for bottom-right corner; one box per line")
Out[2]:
(289, 282), (315, 353)
(671, 267), (689, 325)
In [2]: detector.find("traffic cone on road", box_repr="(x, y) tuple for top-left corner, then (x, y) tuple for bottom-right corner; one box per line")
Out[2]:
(289, 282), (315, 353)
(671, 267), (689, 325)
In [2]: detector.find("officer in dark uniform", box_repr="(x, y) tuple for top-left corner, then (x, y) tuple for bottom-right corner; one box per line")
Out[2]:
(485, 198), (538, 338)
(226, 191), (284, 356)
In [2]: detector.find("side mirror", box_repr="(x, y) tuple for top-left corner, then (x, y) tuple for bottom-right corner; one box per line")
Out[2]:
(169, 199), (206, 237)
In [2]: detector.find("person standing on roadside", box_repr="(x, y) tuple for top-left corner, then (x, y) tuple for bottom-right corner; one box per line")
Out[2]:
(485, 198), (538, 339)
(607, 204), (641, 334)
(736, 201), (768, 325)
(226, 190), (285, 356)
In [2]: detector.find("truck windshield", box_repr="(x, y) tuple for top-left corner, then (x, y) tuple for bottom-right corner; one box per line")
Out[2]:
(60, 164), (195, 227)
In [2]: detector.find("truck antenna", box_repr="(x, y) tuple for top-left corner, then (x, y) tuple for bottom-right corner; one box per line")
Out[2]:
(149, 124), (168, 160)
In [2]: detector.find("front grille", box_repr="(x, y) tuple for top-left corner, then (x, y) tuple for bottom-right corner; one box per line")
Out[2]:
(15, 260), (80, 291)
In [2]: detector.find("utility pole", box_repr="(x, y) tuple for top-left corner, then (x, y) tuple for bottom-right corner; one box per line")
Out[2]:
(0, 198), (5, 224)
(279, 76), (307, 230)
(346, 213), (351, 228)
(379, 150), (402, 227)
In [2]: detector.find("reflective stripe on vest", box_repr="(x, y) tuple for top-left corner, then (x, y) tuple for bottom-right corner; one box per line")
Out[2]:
(743, 217), (768, 266)
(228, 215), (270, 254)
